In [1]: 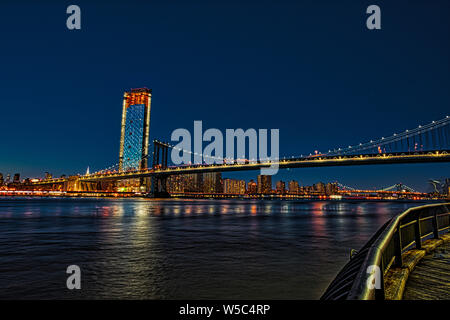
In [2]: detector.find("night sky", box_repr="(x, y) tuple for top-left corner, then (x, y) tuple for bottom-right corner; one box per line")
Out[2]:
(0, 0), (449, 191)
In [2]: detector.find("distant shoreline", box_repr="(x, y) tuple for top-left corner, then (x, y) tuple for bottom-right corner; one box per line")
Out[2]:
(0, 193), (446, 203)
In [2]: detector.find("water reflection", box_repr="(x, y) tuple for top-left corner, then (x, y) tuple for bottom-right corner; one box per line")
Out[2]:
(0, 197), (431, 299)
(311, 201), (326, 215)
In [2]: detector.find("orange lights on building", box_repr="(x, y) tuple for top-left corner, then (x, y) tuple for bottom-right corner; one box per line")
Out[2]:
(124, 88), (151, 108)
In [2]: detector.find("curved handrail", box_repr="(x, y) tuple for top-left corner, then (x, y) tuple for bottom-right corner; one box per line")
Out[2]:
(321, 202), (450, 300)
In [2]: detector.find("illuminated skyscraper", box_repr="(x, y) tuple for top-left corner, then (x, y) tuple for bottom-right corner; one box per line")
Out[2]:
(276, 180), (286, 194)
(184, 173), (203, 192)
(203, 172), (223, 193)
(257, 175), (272, 194)
(247, 179), (257, 194)
(119, 88), (152, 172)
(288, 180), (300, 194)
(223, 179), (246, 194)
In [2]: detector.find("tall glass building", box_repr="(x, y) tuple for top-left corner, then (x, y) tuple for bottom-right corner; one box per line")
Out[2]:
(122, 104), (145, 171)
(119, 88), (152, 172)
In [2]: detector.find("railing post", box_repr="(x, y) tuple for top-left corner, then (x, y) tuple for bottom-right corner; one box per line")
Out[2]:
(394, 224), (403, 267)
(432, 209), (439, 239)
(414, 212), (422, 250)
(448, 206), (450, 229)
(443, 205), (450, 230)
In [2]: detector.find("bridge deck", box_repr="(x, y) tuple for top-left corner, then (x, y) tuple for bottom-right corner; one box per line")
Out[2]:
(403, 241), (450, 300)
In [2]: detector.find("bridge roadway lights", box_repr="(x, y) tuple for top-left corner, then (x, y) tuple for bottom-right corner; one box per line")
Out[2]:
(28, 150), (450, 193)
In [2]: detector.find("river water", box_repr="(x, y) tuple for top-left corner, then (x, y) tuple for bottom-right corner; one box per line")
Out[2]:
(0, 198), (432, 299)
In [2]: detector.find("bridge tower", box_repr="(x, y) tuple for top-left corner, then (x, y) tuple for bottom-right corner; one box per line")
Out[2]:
(151, 140), (171, 197)
(118, 88), (152, 172)
(152, 140), (170, 169)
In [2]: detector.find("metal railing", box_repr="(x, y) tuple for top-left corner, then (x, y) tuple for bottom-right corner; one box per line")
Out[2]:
(321, 202), (450, 300)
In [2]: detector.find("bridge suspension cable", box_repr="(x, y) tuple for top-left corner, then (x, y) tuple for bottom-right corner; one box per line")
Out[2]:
(90, 116), (450, 176)
(325, 116), (450, 156)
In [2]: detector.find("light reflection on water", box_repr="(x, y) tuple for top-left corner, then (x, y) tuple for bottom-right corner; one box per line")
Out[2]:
(0, 197), (432, 299)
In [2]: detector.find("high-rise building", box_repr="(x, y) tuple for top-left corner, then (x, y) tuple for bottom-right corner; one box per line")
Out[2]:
(45, 172), (52, 180)
(288, 180), (300, 194)
(184, 173), (203, 192)
(119, 88), (152, 171)
(166, 175), (185, 193)
(203, 172), (222, 193)
(325, 182), (338, 195)
(0, 173), (3, 186)
(13, 173), (20, 184)
(257, 175), (272, 194)
(223, 179), (246, 194)
(276, 180), (286, 194)
(314, 182), (326, 194)
(239, 180), (246, 194)
(247, 179), (257, 194)
(223, 179), (232, 194)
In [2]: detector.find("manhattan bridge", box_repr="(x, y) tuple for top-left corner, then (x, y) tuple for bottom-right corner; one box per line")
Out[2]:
(30, 88), (450, 196)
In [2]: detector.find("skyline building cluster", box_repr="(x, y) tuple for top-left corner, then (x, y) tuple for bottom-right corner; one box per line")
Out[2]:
(166, 173), (223, 193)
(0, 169), (448, 200)
(0, 173), (21, 187)
(166, 172), (340, 196)
(1, 165), (449, 197)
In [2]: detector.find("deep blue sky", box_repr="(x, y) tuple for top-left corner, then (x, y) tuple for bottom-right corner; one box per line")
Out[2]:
(0, 0), (449, 191)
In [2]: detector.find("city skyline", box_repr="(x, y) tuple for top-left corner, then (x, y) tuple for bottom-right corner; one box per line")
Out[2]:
(0, 83), (448, 194)
(1, 89), (449, 193)
(2, 168), (448, 200)
(1, 1), (450, 191)
(1, 1), (450, 304)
